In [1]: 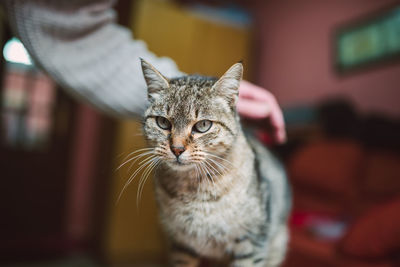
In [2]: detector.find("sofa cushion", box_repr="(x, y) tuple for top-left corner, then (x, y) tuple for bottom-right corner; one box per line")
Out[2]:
(288, 140), (363, 198)
(362, 150), (400, 200)
(340, 197), (400, 259)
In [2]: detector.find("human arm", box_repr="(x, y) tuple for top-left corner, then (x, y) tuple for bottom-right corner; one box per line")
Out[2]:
(4, 0), (183, 118)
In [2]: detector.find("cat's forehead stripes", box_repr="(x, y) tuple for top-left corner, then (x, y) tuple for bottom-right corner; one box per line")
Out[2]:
(161, 76), (218, 128)
(169, 75), (218, 88)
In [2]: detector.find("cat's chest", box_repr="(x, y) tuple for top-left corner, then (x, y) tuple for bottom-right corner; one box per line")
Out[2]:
(157, 186), (260, 243)
(159, 189), (264, 259)
(172, 198), (238, 233)
(159, 195), (245, 257)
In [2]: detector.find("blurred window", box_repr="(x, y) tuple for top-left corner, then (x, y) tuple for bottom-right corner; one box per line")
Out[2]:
(1, 37), (55, 150)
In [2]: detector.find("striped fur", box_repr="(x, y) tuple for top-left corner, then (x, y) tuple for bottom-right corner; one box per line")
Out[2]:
(141, 60), (291, 266)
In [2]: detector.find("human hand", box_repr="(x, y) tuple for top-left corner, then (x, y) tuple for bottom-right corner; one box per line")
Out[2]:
(237, 80), (286, 144)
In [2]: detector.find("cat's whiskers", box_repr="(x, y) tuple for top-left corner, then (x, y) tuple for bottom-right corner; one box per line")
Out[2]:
(204, 159), (224, 178)
(189, 153), (238, 197)
(116, 154), (158, 204)
(190, 153), (230, 190)
(198, 163), (211, 187)
(136, 157), (161, 209)
(190, 154), (205, 176)
(201, 162), (217, 188)
(193, 161), (214, 194)
(189, 158), (207, 191)
(117, 148), (155, 171)
(208, 157), (239, 194)
(194, 163), (202, 195)
(207, 154), (237, 190)
(138, 154), (157, 165)
(127, 151), (158, 172)
(207, 156), (230, 170)
(204, 152), (235, 168)
(193, 163), (200, 181)
(192, 157), (233, 198)
(138, 158), (158, 196)
(122, 147), (154, 161)
(206, 157), (229, 176)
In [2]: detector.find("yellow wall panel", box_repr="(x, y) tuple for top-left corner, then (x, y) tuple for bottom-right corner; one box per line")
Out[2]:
(105, 121), (167, 264)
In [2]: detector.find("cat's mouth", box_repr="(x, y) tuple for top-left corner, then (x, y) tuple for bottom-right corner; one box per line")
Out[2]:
(167, 158), (197, 169)
(172, 158), (191, 166)
(176, 159), (186, 165)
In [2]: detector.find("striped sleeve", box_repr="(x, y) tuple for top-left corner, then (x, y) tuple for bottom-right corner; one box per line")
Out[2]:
(4, 0), (183, 118)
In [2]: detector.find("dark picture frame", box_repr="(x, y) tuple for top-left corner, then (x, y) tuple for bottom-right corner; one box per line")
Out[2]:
(334, 4), (400, 74)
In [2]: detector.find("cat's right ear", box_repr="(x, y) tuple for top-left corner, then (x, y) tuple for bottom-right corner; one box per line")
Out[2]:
(140, 58), (169, 102)
(211, 62), (243, 107)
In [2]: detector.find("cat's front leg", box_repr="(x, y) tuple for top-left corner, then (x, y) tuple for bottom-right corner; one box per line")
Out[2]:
(229, 237), (268, 267)
(169, 243), (200, 267)
(230, 252), (269, 267)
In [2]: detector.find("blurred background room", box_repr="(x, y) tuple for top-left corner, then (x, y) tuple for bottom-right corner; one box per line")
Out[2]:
(0, 0), (399, 266)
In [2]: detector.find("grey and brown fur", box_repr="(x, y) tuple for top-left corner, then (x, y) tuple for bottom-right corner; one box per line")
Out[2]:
(140, 59), (291, 267)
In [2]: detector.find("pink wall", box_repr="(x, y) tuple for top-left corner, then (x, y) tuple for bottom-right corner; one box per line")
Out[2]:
(254, 0), (400, 116)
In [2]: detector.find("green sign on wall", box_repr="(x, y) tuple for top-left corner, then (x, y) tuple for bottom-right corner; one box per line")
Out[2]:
(335, 5), (400, 73)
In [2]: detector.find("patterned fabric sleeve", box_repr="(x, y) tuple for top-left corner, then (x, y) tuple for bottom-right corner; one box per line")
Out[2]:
(4, 0), (183, 118)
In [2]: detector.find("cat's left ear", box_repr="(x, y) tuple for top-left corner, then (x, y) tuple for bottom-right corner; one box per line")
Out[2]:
(140, 58), (170, 102)
(212, 62), (243, 107)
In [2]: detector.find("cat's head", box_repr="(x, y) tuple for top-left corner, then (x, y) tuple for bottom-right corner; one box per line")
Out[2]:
(141, 59), (243, 170)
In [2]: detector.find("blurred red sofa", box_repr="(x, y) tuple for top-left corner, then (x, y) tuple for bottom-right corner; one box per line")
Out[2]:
(283, 139), (400, 267)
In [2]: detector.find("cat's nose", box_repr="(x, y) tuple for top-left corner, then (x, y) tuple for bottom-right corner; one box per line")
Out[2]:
(171, 146), (185, 157)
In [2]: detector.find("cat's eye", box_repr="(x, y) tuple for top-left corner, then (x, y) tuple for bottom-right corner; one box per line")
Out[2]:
(156, 116), (171, 130)
(193, 120), (212, 133)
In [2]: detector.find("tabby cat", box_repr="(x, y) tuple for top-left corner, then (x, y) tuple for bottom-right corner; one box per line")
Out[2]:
(140, 59), (291, 267)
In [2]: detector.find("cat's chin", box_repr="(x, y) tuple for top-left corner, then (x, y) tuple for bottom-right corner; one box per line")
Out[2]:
(165, 160), (197, 171)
